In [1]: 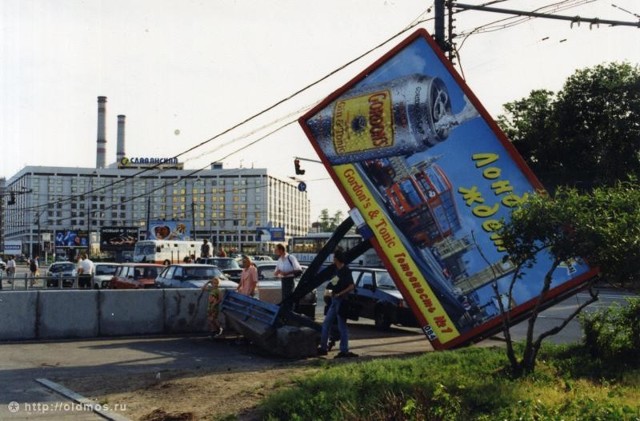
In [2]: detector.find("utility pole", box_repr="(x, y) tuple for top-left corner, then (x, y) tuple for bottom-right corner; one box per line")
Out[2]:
(434, 0), (447, 52)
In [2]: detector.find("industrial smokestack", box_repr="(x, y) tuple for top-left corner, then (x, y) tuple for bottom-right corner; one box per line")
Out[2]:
(96, 96), (107, 168)
(117, 114), (126, 164)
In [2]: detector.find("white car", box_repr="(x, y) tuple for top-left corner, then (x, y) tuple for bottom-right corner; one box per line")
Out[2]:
(155, 264), (236, 289)
(92, 262), (121, 289)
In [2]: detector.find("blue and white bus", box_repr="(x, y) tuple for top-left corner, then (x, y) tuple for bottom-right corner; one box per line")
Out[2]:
(288, 232), (383, 268)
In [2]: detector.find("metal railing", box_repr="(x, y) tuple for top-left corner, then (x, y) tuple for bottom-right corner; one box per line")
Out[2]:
(0, 272), (92, 291)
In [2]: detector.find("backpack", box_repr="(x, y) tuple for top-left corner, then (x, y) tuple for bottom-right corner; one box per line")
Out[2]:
(29, 259), (37, 272)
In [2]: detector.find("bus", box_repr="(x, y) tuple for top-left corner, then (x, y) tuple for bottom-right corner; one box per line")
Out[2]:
(288, 232), (383, 268)
(133, 240), (201, 265)
(385, 164), (461, 248)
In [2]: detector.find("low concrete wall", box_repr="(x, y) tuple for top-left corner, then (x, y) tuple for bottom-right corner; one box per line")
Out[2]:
(0, 289), (211, 341)
(100, 290), (165, 336)
(164, 289), (210, 333)
(0, 292), (38, 340)
(39, 291), (99, 339)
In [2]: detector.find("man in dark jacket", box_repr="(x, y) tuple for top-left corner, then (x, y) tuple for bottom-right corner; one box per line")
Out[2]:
(317, 247), (357, 358)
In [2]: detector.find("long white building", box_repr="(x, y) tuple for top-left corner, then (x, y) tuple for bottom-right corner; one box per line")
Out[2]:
(3, 163), (310, 257)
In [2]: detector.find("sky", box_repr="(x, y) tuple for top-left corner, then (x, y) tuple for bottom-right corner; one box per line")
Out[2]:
(1, 0), (639, 221)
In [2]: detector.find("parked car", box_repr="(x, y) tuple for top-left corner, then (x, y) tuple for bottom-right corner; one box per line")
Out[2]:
(92, 262), (121, 289)
(46, 262), (77, 288)
(254, 262), (317, 318)
(155, 264), (236, 289)
(324, 267), (418, 330)
(251, 255), (273, 262)
(0, 258), (5, 271)
(110, 263), (164, 289)
(196, 257), (243, 282)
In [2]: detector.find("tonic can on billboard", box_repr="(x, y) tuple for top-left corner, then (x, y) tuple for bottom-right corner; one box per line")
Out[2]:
(299, 29), (597, 349)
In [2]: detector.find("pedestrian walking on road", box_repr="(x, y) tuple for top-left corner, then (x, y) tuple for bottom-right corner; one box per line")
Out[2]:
(202, 277), (223, 339)
(237, 255), (258, 297)
(6, 256), (16, 285)
(29, 256), (39, 287)
(201, 239), (211, 258)
(318, 247), (358, 359)
(274, 243), (302, 303)
(77, 253), (94, 289)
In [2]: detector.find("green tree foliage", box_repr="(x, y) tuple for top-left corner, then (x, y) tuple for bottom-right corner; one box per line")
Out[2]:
(497, 62), (640, 190)
(496, 182), (640, 375)
(316, 209), (345, 232)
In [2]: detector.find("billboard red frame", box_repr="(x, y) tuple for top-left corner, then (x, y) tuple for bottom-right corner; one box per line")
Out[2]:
(299, 29), (597, 349)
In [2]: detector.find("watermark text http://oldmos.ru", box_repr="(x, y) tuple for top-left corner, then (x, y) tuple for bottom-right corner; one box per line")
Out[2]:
(7, 401), (127, 414)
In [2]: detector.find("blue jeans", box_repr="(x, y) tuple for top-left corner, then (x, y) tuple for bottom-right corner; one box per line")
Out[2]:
(320, 297), (349, 353)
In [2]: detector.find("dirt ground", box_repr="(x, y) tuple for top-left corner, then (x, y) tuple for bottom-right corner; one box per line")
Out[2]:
(59, 363), (321, 421)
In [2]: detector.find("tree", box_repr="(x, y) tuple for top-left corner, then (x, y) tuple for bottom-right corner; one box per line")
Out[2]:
(495, 182), (640, 376)
(316, 209), (345, 232)
(497, 62), (640, 190)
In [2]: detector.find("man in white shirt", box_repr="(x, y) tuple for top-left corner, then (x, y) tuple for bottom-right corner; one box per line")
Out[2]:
(274, 243), (302, 303)
(77, 253), (95, 289)
(6, 256), (16, 284)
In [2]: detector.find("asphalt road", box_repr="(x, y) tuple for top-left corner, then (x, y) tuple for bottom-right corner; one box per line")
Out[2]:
(0, 279), (635, 420)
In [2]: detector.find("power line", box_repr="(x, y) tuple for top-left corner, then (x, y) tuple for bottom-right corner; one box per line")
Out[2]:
(453, 1), (640, 28)
(8, 8), (437, 219)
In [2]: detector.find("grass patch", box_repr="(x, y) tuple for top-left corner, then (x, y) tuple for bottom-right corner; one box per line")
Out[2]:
(260, 344), (640, 420)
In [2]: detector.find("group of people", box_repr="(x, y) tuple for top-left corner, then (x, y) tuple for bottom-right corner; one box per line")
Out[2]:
(201, 253), (259, 339)
(200, 243), (358, 359)
(1, 253), (94, 289)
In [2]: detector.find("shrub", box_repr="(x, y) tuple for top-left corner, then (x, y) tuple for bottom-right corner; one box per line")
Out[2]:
(580, 298), (640, 362)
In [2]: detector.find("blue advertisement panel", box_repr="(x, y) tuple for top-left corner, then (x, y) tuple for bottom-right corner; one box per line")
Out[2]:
(54, 230), (89, 248)
(257, 227), (285, 242)
(299, 29), (597, 349)
(147, 220), (191, 241)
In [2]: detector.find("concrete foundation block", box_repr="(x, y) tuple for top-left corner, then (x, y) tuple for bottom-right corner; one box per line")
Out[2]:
(276, 325), (319, 359)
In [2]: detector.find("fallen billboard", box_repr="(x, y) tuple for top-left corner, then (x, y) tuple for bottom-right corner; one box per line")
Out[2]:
(299, 29), (597, 349)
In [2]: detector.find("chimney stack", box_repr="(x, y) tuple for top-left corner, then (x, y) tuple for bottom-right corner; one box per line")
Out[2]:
(96, 96), (107, 168)
(117, 114), (126, 164)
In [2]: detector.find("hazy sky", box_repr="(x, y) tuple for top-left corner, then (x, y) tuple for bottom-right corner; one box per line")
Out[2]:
(2, 0), (639, 220)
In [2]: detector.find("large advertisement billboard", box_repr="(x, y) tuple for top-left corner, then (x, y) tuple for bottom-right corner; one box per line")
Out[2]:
(147, 220), (191, 241)
(54, 230), (89, 248)
(299, 29), (597, 349)
(100, 227), (139, 251)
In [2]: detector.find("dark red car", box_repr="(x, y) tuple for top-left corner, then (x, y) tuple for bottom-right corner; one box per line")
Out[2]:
(109, 263), (163, 289)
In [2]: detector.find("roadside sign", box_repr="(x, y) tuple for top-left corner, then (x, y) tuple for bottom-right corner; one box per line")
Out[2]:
(299, 29), (597, 349)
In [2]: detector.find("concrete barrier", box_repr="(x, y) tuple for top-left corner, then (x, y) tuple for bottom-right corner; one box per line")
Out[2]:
(38, 290), (99, 339)
(99, 290), (164, 336)
(163, 289), (210, 333)
(0, 287), (313, 343)
(0, 292), (38, 340)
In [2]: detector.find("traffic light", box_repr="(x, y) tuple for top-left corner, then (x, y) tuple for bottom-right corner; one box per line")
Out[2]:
(294, 159), (305, 175)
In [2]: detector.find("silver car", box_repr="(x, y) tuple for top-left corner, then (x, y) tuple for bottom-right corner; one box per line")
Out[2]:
(92, 262), (121, 289)
(155, 264), (236, 289)
(46, 262), (77, 288)
(254, 262), (317, 318)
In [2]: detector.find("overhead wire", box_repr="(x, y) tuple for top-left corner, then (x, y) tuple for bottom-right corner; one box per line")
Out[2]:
(13, 5), (437, 220)
(451, 0), (598, 79)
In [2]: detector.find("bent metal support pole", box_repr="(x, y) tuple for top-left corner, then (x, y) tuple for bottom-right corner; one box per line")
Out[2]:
(279, 217), (375, 330)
